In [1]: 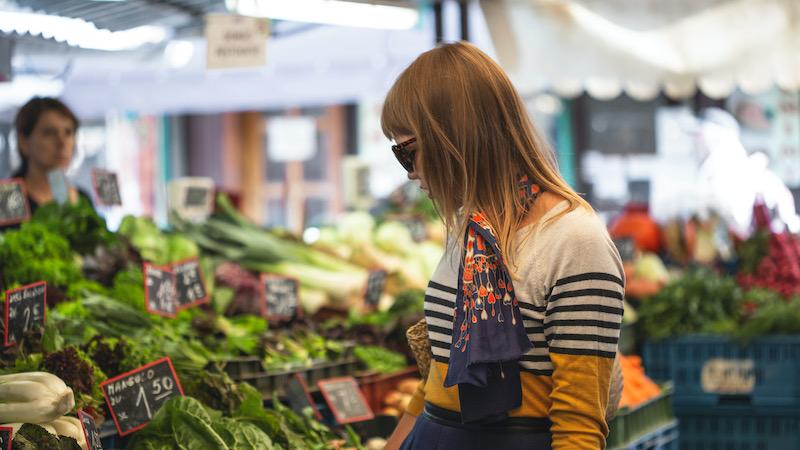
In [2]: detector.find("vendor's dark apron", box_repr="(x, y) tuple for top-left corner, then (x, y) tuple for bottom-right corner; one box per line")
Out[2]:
(399, 402), (552, 450)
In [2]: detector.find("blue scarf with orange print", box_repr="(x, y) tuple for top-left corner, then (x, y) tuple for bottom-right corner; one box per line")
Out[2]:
(443, 176), (540, 423)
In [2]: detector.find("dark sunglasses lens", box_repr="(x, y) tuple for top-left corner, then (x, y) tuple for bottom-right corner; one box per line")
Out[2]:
(400, 149), (415, 172)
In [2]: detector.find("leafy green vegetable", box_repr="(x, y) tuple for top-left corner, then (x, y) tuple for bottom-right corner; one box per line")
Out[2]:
(0, 222), (82, 290)
(637, 269), (742, 340)
(32, 197), (116, 255)
(354, 346), (407, 374)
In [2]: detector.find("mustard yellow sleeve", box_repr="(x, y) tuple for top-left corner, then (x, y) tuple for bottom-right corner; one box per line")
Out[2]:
(543, 228), (625, 449)
(405, 379), (427, 417)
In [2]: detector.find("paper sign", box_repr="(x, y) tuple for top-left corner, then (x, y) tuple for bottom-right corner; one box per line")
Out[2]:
(0, 179), (30, 226)
(364, 270), (387, 308)
(174, 258), (208, 309)
(4, 281), (46, 346)
(206, 14), (269, 70)
(317, 377), (374, 424)
(286, 373), (322, 420)
(78, 410), (103, 450)
(0, 426), (11, 450)
(101, 357), (183, 436)
(144, 264), (177, 318)
(92, 169), (122, 206)
(47, 170), (69, 205)
(260, 275), (299, 320)
(701, 358), (756, 395)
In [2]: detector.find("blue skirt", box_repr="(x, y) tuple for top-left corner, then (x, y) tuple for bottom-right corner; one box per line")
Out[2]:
(399, 404), (552, 450)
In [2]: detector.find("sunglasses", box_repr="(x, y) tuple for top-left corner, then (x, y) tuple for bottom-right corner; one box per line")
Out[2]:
(391, 137), (417, 173)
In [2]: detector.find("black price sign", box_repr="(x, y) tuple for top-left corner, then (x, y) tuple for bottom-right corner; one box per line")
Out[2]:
(317, 377), (374, 425)
(402, 217), (428, 242)
(174, 258), (208, 310)
(184, 186), (209, 207)
(92, 169), (122, 206)
(613, 237), (636, 262)
(364, 270), (387, 308)
(101, 357), (183, 436)
(144, 264), (177, 318)
(78, 410), (103, 450)
(286, 373), (321, 420)
(4, 281), (46, 346)
(260, 275), (299, 320)
(0, 179), (30, 226)
(0, 425), (11, 450)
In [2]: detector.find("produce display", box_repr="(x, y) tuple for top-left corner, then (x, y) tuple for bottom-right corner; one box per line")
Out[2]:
(617, 356), (661, 410)
(0, 195), (438, 449)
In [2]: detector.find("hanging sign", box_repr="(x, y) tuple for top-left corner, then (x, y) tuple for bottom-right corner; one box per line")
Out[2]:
(318, 377), (374, 425)
(206, 14), (269, 70)
(260, 275), (299, 320)
(364, 269), (387, 308)
(4, 281), (46, 346)
(174, 258), (209, 309)
(78, 410), (104, 450)
(0, 179), (30, 226)
(92, 169), (122, 206)
(101, 357), (183, 436)
(144, 264), (177, 318)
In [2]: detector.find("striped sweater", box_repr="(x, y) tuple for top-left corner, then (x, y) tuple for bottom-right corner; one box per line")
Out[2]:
(407, 202), (625, 449)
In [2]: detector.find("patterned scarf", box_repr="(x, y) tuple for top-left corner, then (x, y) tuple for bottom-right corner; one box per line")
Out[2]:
(443, 176), (541, 423)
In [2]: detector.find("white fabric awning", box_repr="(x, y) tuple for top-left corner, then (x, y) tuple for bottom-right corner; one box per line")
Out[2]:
(480, 0), (800, 100)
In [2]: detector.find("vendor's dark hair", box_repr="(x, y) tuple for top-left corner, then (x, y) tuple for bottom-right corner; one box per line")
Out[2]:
(12, 97), (79, 178)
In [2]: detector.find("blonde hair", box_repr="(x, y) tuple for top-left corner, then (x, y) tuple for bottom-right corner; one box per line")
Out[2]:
(381, 41), (590, 269)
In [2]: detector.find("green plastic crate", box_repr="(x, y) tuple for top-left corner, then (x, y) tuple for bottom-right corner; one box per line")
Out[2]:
(607, 384), (674, 449)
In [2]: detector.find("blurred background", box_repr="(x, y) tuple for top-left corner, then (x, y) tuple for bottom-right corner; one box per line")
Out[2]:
(0, 1), (799, 449)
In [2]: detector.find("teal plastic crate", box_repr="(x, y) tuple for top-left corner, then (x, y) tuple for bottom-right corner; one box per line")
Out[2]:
(675, 404), (800, 450)
(611, 420), (678, 450)
(643, 335), (800, 407)
(608, 385), (674, 449)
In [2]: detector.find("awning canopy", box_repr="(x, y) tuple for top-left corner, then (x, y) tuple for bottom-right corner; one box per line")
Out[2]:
(481, 0), (800, 100)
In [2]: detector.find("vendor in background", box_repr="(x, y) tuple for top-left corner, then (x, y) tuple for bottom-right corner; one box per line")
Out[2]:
(3, 97), (91, 230)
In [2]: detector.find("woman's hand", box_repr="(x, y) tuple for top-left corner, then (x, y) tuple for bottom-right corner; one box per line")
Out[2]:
(383, 412), (417, 450)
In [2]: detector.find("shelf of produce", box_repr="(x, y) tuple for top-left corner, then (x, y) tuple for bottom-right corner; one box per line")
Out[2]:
(235, 357), (362, 398)
(674, 404), (800, 450)
(643, 335), (800, 407)
(220, 356), (265, 379)
(607, 385), (674, 449)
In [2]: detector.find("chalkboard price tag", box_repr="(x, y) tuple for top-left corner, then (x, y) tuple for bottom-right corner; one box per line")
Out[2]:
(78, 410), (103, 450)
(260, 275), (299, 320)
(92, 169), (122, 206)
(0, 179), (30, 226)
(101, 357), (184, 436)
(0, 426), (12, 450)
(286, 373), (322, 420)
(317, 377), (374, 425)
(184, 186), (210, 208)
(4, 281), (46, 346)
(174, 258), (208, 310)
(364, 270), (387, 308)
(144, 264), (177, 318)
(613, 237), (636, 262)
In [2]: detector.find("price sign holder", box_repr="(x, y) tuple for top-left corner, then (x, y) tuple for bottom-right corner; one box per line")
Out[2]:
(92, 169), (122, 206)
(0, 178), (30, 226)
(260, 274), (299, 320)
(173, 258), (209, 310)
(101, 357), (183, 436)
(78, 410), (103, 450)
(317, 377), (374, 425)
(286, 373), (322, 420)
(168, 177), (215, 224)
(0, 425), (11, 450)
(364, 269), (387, 309)
(4, 281), (46, 346)
(143, 263), (177, 318)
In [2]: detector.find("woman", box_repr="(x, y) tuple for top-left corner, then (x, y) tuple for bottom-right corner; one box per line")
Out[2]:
(382, 42), (624, 450)
(5, 97), (89, 228)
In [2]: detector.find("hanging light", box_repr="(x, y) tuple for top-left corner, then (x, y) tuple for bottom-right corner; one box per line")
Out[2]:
(226, 0), (419, 30)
